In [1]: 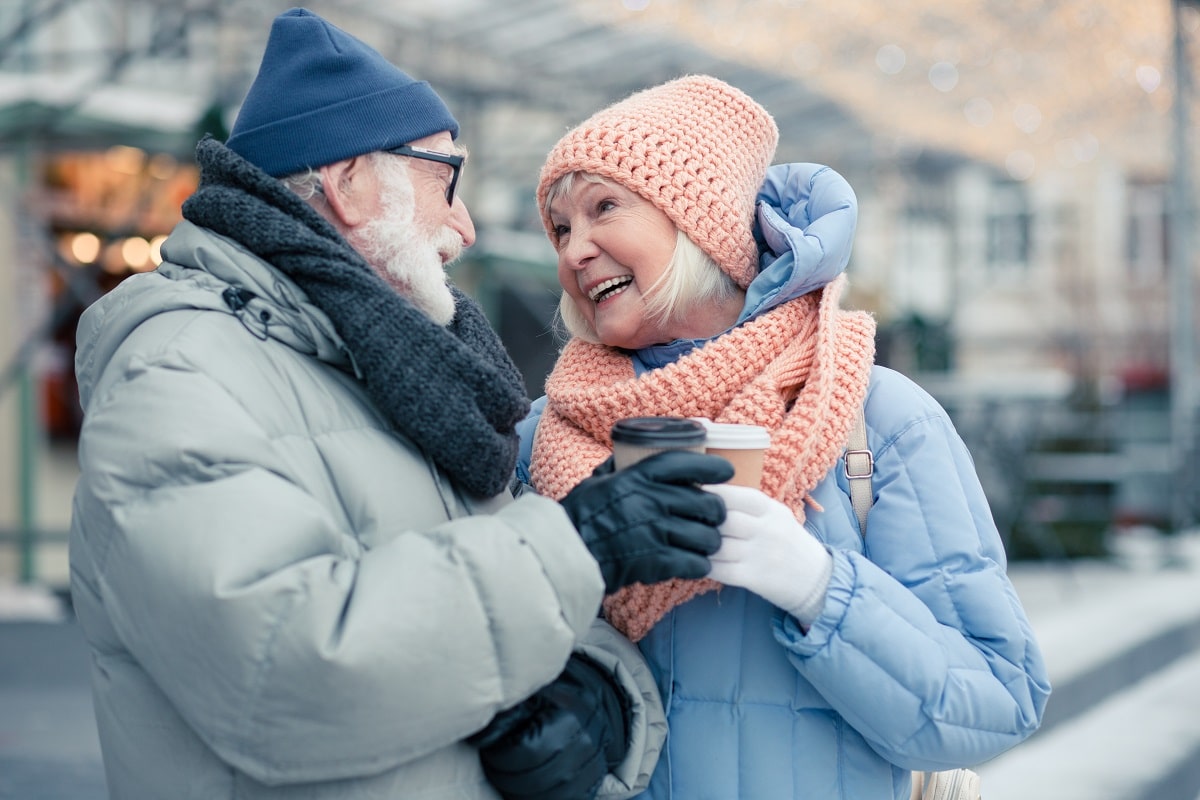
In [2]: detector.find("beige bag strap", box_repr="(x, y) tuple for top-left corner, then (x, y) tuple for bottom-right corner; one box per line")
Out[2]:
(844, 404), (874, 538)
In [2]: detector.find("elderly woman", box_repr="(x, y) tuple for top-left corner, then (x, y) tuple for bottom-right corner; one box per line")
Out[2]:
(515, 75), (1050, 800)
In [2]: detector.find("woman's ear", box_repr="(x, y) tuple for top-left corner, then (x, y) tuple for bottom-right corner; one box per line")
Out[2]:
(318, 156), (376, 229)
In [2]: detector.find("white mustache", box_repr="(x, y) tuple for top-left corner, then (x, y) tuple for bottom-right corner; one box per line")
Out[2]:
(433, 226), (464, 264)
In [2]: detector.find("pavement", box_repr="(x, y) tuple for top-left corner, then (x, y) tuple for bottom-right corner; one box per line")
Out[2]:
(2, 529), (1200, 800)
(0, 591), (105, 800)
(976, 527), (1200, 800)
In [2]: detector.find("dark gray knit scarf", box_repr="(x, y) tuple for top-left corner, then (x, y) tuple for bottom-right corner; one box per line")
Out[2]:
(182, 136), (529, 497)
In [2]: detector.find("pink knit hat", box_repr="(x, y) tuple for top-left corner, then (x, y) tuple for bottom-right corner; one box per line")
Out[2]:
(537, 75), (779, 289)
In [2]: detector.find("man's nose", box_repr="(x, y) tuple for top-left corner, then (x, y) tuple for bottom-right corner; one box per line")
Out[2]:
(450, 197), (476, 248)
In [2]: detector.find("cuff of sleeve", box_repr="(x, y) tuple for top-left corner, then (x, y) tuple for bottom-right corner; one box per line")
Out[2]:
(785, 544), (833, 628)
(579, 621), (667, 800)
(775, 549), (855, 656)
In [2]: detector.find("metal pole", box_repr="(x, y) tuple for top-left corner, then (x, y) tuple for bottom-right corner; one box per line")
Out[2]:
(14, 0), (38, 583)
(17, 374), (35, 583)
(1169, 0), (1197, 542)
(16, 134), (36, 582)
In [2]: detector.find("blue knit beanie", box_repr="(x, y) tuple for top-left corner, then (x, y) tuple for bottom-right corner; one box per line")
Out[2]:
(225, 8), (459, 177)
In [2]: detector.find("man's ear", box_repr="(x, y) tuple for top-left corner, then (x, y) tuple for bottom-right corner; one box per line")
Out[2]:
(318, 156), (375, 229)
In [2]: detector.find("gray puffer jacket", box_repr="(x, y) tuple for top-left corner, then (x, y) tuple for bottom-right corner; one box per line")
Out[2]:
(69, 221), (665, 799)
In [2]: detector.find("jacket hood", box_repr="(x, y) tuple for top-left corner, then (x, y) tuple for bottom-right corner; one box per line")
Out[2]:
(75, 220), (350, 410)
(633, 162), (858, 373)
(742, 162), (858, 321)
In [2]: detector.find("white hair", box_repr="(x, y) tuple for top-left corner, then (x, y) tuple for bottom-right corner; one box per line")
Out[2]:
(344, 152), (460, 325)
(279, 166), (324, 201)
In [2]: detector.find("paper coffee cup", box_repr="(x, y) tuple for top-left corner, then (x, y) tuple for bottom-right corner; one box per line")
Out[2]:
(611, 417), (708, 470)
(699, 421), (770, 488)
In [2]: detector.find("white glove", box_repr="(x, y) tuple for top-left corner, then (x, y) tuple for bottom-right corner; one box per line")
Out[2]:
(705, 484), (833, 628)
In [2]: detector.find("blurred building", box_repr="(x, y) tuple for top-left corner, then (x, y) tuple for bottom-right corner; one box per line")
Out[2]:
(2, 0), (1198, 584)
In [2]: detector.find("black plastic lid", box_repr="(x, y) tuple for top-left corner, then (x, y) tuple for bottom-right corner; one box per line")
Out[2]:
(611, 416), (707, 447)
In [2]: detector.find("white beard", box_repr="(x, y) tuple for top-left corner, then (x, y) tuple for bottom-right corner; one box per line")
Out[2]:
(349, 156), (461, 326)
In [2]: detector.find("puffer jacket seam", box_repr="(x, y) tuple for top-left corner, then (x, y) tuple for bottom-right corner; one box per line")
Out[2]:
(236, 508), (522, 776)
(282, 433), (355, 543)
(457, 536), (511, 708)
(871, 412), (945, 465)
(233, 573), (301, 764)
(895, 431), (1023, 664)
(835, 714), (846, 798)
(88, 360), (398, 772)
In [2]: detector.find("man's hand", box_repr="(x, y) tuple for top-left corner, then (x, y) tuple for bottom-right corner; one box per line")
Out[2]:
(471, 654), (630, 800)
(560, 451), (734, 593)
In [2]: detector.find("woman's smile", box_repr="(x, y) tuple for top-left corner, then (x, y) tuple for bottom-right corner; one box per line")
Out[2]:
(588, 276), (634, 303)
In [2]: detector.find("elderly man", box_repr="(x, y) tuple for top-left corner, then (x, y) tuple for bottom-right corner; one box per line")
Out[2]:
(68, 8), (732, 799)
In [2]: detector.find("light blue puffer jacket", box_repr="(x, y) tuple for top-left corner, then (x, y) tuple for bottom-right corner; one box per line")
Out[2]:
(518, 164), (1050, 799)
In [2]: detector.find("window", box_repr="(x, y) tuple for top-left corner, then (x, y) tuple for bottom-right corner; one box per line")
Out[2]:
(1126, 181), (1168, 284)
(986, 181), (1032, 276)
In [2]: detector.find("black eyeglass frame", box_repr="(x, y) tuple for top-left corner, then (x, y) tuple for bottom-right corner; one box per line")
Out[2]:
(384, 144), (465, 206)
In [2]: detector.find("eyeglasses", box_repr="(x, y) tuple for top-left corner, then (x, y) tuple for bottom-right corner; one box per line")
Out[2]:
(383, 144), (465, 206)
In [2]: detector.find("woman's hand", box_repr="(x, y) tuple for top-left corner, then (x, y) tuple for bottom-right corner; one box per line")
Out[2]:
(704, 484), (833, 627)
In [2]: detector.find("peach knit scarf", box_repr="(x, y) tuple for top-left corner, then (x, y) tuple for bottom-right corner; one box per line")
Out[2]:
(531, 276), (876, 641)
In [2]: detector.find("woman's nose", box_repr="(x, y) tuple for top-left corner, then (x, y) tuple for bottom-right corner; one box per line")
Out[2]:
(560, 224), (598, 269)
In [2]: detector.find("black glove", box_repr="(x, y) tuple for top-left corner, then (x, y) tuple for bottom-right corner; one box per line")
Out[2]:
(560, 450), (734, 593)
(471, 654), (630, 800)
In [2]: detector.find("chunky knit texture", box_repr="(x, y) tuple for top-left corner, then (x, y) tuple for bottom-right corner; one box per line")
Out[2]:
(531, 276), (875, 641)
(183, 138), (529, 497)
(536, 75), (779, 288)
